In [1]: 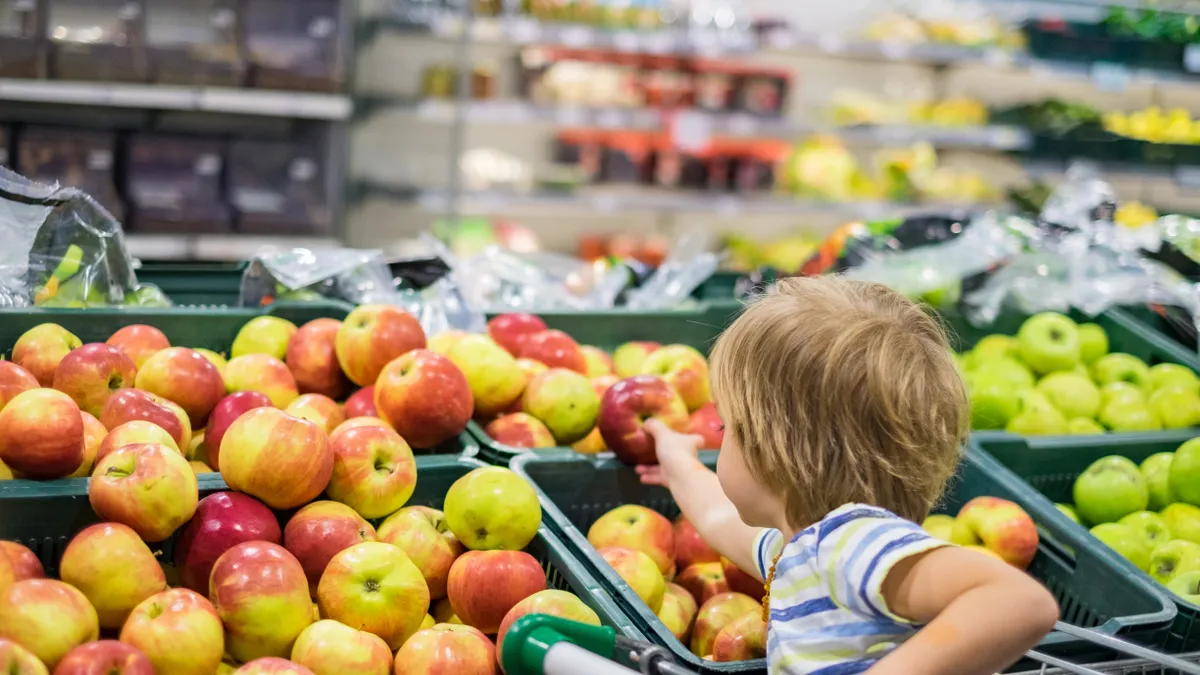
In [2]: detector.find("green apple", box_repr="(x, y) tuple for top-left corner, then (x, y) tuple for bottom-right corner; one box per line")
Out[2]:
(1100, 382), (1145, 408)
(1091, 522), (1152, 571)
(969, 380), (1020, 430)
(971, 357), (1035, 390)
(1017, 312), (1081, 375)
(1150, 540), (1200, 584)
(1141, 452), (1178, 511)
(1018, 389), (1056, 412)
(1092, 353), (1151, 389)
(1148, 385), (1200, 429)
(1119, 511), (1172, 551)
(1170, 438), (1200, 506)
(443, 466), (542, 551)
(972, 335), (1019, 362)
(921, 514), (956, 541)
(1005, 406), (1068, 436)
(1078, 323), (1109, 365)
(1067, 417), (1105, 435)
(1099, 399), (1162, 432)
(1146, 363), (1200, 394)
(958, 351), (978, 372)
(1167, 570), (1200, 603)
(1056, 503), (1082, 524)
(1036, 372), (1101, 419)
(1073, 456), (1148, 525)
(230, 316), (298, 361)
(1162, 503), (1200, 544)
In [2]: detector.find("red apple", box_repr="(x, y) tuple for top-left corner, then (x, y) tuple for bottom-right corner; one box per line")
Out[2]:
(0, 388), (84, 479)
(0, 542), (42, 581)
(484, 413), (555, 449)
(581, 346), (614, 378)
(234, 658), (315, 675)
(290, 620), (392, 675)
(285, 394), (345, 435)
(204, 391), (272, 472)
(12, 323), (81, 386)
(674, 515), (720, 569)
(210, 542), (313, 662)
(496, 590), (600, 662)
(52, 343), (139, 419)
(687, 402), (724, 449)
(447, 551), (546, 634)
(219, 407), (333, 510)
(592, 375), (619, 398)
(101, 389), (192, 451)
(0, 638), (45, 675)
(287, 318), (351, 400)
(487, 313), (547, 356)
(89, 443), (198, 542)
(377, 506), (465, 600)
(711, 613), (767, 662)
(106, 325), (170, 369)
(59, 523), (166, 629)
(316, 542), (430, 650)
(0, 362), (38, 413)
(95, 421), (181, 464)
(284, 501), (378, 596)
(334, 417), (390, 434)
(327, 423), (416, 519)
(336, 305), (426, 387)
(599, 547), (665, 612)
(676, 562), (730, 605)
(69, 412), (107, 479)
(120, 588), (225, 675)
(597, 376), (689, 465)
(0, 579), (99, 668)
(175, 491), (283, 594)
(393, 624), (497, 675)
(658, 583), (698, 643)
(53, 641), (153, 675)
(375, 349), (472, 449)
(343, 387), (377, 418)
(587, 504), (675, 575)
(135, 347), (226, 427)
(518, 330), (587, 374)
(690, 592), (759, 659)
(721, 558), (765, 602)
(224, 354), (299, 409)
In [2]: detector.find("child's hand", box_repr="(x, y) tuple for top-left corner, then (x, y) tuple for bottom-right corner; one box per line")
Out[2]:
(635, 419), (704, 487)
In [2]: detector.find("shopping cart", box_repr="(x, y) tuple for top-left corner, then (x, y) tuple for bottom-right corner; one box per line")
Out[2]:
(499, 616), (1200, 675)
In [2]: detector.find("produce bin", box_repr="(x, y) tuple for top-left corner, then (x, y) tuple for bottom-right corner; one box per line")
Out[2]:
(977, 431), (1200, 652)
(511, 448), (1178, 674)
(0, 455), (643, 643)
(136, 262), (246, 307)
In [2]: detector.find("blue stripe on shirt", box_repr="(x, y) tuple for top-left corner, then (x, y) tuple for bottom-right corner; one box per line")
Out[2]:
(816, 507), (892, 546)
(857, 532), (930, 620)
(807, 659), (878, 675)
(756, 530), (771, 579)
(772, 542), (817, 578)
(801, 621), (911, 640)
(841, 520), (919, 609)
(771, 596), (837, 622)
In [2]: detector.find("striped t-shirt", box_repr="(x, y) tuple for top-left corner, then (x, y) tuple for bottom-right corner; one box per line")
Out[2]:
(753, 503), (949, 675)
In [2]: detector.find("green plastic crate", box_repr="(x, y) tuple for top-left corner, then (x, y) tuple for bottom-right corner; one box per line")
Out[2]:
(511, 448), (1177, 674)
(977, 431), (1200, 652)
(0, 455), (643, 643)
(136, 263), (246, 307)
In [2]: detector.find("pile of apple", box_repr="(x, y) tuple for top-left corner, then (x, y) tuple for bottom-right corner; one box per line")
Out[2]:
(582, 504), (767, 662)
(961, 312), (1200, 435)
(920, 497), (1039, 569)
(1055, 441), (1200, 604)
(449, 313), (724, 456)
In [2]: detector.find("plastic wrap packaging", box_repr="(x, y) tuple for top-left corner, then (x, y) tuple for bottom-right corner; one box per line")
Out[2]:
(0, 166), (168, 308)
(450, 245), (630, 311)
(624, 233), (721, 310)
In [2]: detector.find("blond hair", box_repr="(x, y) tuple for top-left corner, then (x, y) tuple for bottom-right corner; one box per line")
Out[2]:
(710, 276), (968, 528)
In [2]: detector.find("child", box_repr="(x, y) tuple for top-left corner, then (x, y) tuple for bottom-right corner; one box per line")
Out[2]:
(638, 276), (1058, 675)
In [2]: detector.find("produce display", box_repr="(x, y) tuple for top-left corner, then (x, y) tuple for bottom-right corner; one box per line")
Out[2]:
(829, 90), (989, 127)
(960, 312), (1200, 435)
(864, 10), (1024, 49)
(1104, 107), (1200, 146)
(920, 497), (1040, 569)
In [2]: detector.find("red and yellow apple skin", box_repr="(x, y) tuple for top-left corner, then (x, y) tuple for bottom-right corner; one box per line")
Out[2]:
(721, 558), (766, 602)
(505, 359), (549, 414)
(135, 347), (226, 427)
(69, 412), (107, 479)
(53, 640), (154, 675)
(710, 613), (768, 662)
(597, 376), (689, 466)
(446, 551), (547, 634)
(326, 424), (417, 519)
(106, 325), (170, 370)
(687, 402), (724, 449)
(447, 336), (525, 419)
(343, 387), (377, 419)
(522, 368), (600, 445)
(377, 506), (465, 600)
(175, 492), (283, 595)
(658, 583), (698, 643)
(88, 442), (198, 543)
(120, 588), (225, 675)
(290, 620), (392, 675)
(428, 330), (469, 357)
(59, 523), (167, 629)
(0, 388), (84, 479)
(204, 392), (272, 472)
(0, 361), (39, 413)
(677, 563), (730, 606)
(375, 350), (473, 449)
(518, 330), (588, 374)
(12, 323), (81, 386)
(0, 638), (46, 675)
(233, 658), (316, 675)
(600, 547), (666, 613)
(674, 516), (720, 570)
(334, 417), (390, 434)
(484, 413), (555, 449)
(689, 592), (759, 659)
(588, 504), (675, 575)
(283, 501), (378, 596)
(52, 343), (137, 418)
(612, 341), (659, 378)
(0, 579), (100, 668)
(581, 346), (615, 378)
(101, 389), (192, 452)
(209, 542), (314, 662)
(284, 395), (345, 436)
(487, 313), (547, 357)
(219, 408), (333, 510)
(496, 590), (600, 659)
(95, 421), (181, 465)
(316, 542), (430, 651)
(287, 319), (352, 400)
(336, 305), (427, 387)
(950, 497), (1039, 569)
(393, 624), (497, 675)
(0, 542), (42, 581)
(0, 548), (12, 597)
(224, 355), (300, 409)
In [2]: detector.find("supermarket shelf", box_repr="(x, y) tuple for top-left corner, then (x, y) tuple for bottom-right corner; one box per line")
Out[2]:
(397, 99), (1032, 150)
(125, 235), (341, 262)
(0, 80), (353, 120)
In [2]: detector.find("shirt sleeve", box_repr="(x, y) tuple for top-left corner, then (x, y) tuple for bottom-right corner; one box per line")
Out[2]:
(753, 528), (786, 580)
(814, 505), (950, 624)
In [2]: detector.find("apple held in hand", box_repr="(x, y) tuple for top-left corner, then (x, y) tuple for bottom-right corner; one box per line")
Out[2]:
(290, 620), (392, 675)
(219, 407), (333, 510)
(523, 368), (600, 445)
(12, 323), (81, 386)
(613, 342), (659, 378)
(284, 394), (345, 435)
(317, 542), (430, 650)
(485, 413), (555, 449)
(377, 506), (465, 600)
(949, 497), (1038, 569)
(205, 392), (272, 472)
(496, 589), (600, 658)
(588, 504), (674, 575)
(658, 583), (698, 643)
(488, 313), (547, 356)
(375, 349), (473, 449)
(1073, 456), (1149, 525)
(53, 641), (154, 675)
(1016, 312), (1081, 376)
(106, 324), (169, 369)
(0, 579), (99, 668)
(447, 550), (546, 634)
(0, 388), (84, 479)
(52, 343), (137, 418)
(232, 316), (297, 361)
(95, 421), (181, 465)
(444, 466), (542, 552)
(135, 347), (226, 427)
(89, 443), (198, 542)
(394, 624), (497, 675)
(210, 542), (314, 662)
(640, 344), (711, 412)
(336, 304), (427, 387)
(101, 389), (192, 451)
(0, 638), (46, 675)
(175, 491), (282, 594)
(224, 354), (299, 409)
(284, 501), (378, 596)
(689, 592), (759, 659)
(120, 588), (225, 675)
(343, 386), (377, 419)
(597, 376), (689, 465)
(0, 361), (38, 413)
(59, 523), (166, 629)
(287, 319), (351, 400)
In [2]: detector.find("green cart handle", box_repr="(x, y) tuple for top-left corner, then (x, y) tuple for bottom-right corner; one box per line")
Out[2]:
(501, 615), (694, 675)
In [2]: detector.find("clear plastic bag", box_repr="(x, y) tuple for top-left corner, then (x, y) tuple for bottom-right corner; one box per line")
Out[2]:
(625, 233), (721, 310)
(0, 166), (159, 308)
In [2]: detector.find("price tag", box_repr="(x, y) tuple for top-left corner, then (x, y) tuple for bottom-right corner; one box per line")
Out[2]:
(613, 31), (639, 52)
(1185, 45), (1200, 73)
(507, 17), (542, 43)
(727, 113), (758, 136)
(1091, 62), (1132, 91)
(671, 110), (714, 152)
(1176, 166), (1200, 188)
(560, 26), (593, 47)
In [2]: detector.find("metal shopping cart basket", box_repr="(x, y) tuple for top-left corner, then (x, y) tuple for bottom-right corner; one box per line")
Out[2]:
(500, 617), (1200, 675)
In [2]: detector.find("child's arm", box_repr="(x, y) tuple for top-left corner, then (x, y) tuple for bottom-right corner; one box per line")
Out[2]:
(867, 546), (1059, 675)
(636, 420), (764, 581)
